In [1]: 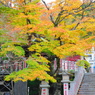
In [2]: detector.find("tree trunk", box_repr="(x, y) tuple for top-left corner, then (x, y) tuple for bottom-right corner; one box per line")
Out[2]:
(49, 83), (62, 95)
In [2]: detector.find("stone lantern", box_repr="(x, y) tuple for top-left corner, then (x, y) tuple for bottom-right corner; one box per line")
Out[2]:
(40, 81), (50, 95)
(61, 71), (70, 95)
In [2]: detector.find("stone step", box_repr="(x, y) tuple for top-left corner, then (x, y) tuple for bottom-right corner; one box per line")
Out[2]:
(77, 73), (95, 95)
(84, 76), (95, 77)
(84, 75), (95, 76)
(77, 94), (95, 95)
(81, 84), (95, 85)
(79, 90), (95, 92)
(82, 81), (95, 82)
(84, 76), (95, 80)
(84, 75), (95, 77)
(79, 86), (95, 88)
(82, 83), (95, 84)
(80, 85), (95, 87)
(81, 83), (95, 84)
(83, 76), (95, 78)
(79, 91), (95, 93)
(80, 84), (95, 86)
(84, 77), (95, 78)
(80, 87), (95, 89)
(83, 78), (95, 80)
(80, 86), (95, 89)
(85, 73), (95, 75)
(78, 92), (95, 94)
(83, 78), (95, 79)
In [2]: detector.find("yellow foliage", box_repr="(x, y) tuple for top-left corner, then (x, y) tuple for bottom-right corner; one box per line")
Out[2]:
(1, 0), (95, 83)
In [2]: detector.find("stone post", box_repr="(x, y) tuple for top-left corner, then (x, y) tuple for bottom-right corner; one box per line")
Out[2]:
(13, 81), (27, 95)
(40, 81), (50, 95)
(61, 71), (70, 95)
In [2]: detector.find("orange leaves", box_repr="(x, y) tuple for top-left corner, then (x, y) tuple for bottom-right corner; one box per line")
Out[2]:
(53, 0), (82, 12)
(51, 27), (66, 33)
(81, 17), (91, 22)
(15, 0), (24, 3)
(1, 0), (95, 83)
(18, 13), (40, 21)
(24, 4), (42, 16)
(77, 17), (95, 33)
(5, 68), (56, 82)
(64, 0), (82, 11)
(86, 25), (95, 32)
(49, 27), (66, 38)
(60, 30), (79, 43)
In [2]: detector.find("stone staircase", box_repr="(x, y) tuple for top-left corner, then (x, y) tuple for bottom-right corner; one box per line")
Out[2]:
(77, 73), (95, 95)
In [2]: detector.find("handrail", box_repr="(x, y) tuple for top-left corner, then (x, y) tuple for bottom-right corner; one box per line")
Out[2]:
(69, 67), (87, 95)
(0, 62), (27, 74)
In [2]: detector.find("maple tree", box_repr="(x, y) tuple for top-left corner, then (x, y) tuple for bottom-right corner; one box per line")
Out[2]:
(76, 60), (90, 69)
(0, 0), (95, 83)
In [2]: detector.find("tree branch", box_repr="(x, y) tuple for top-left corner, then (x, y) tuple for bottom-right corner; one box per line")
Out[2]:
(57, 1), (94, 25)
(42, 0), (55, 25)
(0, 1), (10, 8)
(42, 0), (49, 10)
(72, 11), (85, 30)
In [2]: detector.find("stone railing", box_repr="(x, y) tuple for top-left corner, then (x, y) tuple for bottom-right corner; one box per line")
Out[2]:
(0, 62), (27, 74)
(68, 67), (87, 95)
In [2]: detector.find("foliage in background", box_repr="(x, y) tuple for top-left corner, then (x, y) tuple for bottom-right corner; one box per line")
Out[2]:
(76, 60), (90, 68)
(28, 80), (40, 95)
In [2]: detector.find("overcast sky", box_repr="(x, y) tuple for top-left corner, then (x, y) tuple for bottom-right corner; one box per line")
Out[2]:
(42, 0), (90, 3)
(43, 0), (55, 3)
(43, 0), (95, 3)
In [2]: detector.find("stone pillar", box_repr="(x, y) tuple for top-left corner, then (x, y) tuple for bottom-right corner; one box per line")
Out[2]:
(13, 81), (27, 95)
(61, 72), (70, 95)
(40, 81), (50, 95)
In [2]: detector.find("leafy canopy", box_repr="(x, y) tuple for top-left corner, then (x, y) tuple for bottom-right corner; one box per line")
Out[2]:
(0, 0), (95, 82)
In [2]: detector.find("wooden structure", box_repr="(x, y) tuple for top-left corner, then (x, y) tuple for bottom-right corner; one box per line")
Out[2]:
(0, 61), (27, 95)
(0, 74), (13, 95)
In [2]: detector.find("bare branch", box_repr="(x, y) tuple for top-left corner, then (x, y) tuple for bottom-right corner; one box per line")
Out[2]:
(50, 15), (55, 25)
(57, 1), (94, 25)
(42, 0), (49, 10)
(54, 10), (66, 27)
(72, 11), (85, 30)
(42, 0), (55, 25)
(0, 1), (10, 8)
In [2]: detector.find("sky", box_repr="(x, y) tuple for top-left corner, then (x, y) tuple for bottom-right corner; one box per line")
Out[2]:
(44, 0), (55, 3)
(42, 0), (95, 3)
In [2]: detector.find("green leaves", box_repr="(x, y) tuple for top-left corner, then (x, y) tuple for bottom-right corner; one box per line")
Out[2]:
(0, 45), (25, 57)
(5, 67), (56, 82)
(32, 0), (40, 4)
(26, 54), (49, 66)
(0, 0), (95, 83)
(76, 60), (90, 68)
(5, 54), (56, 82)
(13, 46), (25, 56)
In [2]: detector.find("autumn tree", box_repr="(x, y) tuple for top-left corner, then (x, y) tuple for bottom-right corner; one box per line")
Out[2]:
(0, 0), (95, 84)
